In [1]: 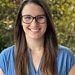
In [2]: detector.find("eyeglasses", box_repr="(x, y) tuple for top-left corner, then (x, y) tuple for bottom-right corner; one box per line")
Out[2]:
(22, 15), (46, 24)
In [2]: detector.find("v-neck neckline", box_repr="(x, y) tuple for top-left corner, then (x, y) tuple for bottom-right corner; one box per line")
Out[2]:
(28, 48), (43, 73)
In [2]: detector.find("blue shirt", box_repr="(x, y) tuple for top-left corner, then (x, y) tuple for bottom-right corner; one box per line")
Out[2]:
(0, 45), (75, 75)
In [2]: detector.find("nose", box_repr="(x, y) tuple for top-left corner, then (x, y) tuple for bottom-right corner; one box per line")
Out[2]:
(30, 19), (38, 27)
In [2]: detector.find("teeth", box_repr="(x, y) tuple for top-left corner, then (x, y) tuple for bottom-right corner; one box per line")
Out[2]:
(31, 29), (39, 32)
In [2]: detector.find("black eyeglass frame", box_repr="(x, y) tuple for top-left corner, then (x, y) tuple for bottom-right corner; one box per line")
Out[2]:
(21, 15), (47, 24)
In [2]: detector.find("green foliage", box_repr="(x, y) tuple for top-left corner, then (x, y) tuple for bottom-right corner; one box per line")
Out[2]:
(0, 0), (75, 53)
(0, 0), (18, 51)
(48, 0), (75, 53)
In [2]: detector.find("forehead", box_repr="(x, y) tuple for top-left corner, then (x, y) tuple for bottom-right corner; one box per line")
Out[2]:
(22, 3), (45, 16)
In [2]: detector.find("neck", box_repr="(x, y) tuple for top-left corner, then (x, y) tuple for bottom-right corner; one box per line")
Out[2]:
(26, 37), (44, 52)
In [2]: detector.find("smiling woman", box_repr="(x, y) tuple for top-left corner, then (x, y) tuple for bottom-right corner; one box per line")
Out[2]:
(0, 0), (75, 75)
(21, 3), (47, 40)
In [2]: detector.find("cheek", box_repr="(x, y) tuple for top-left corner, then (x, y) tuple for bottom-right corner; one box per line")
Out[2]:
(44, 27), (47, 33)
(21, 22), (27, 32)
(22, 22), (27, 28)
(43, 24), (47, 31)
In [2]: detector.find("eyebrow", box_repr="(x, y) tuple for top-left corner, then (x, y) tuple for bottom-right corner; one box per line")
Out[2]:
(22, 14), (46, 16)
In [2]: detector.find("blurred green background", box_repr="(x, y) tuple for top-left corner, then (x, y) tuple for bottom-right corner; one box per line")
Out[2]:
(0, 0), (75, 54)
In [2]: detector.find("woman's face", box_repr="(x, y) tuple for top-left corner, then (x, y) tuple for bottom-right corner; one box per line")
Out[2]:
(21, 3), (47, 40)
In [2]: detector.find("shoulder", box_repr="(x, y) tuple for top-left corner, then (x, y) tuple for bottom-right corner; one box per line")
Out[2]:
(57, 45), (75, 62)
(0, 45), (16, 64)
(57, 45), (74, 57)
(0, 45), (15, 57)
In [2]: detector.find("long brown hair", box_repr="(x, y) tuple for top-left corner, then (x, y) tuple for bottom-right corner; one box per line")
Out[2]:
(15, 0), (58, 75)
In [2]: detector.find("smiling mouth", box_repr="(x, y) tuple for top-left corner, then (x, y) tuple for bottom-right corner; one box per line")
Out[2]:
(29, 28), (40, 33)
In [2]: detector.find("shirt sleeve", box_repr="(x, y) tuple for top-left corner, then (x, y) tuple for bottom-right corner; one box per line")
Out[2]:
(58, 45), (75, 75)
(0, 46), (15, 75)
(0, 51), (6, 74)
(0, 48), (10, 74)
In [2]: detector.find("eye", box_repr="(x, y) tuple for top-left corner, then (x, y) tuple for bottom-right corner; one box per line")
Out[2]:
(36, 15), (46, 20)
(24, 15), (32, 20)
(36, 15), (46, 23)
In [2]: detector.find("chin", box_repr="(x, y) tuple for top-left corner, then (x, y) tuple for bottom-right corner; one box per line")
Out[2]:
(30, 35), (44, 40)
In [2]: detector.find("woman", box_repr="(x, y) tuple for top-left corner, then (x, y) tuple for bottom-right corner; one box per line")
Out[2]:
(0, 0), (75, 75)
